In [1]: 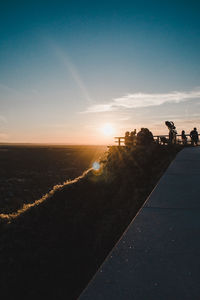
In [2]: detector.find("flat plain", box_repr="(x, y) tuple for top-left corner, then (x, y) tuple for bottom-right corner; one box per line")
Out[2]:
(0, 144), (106, 213)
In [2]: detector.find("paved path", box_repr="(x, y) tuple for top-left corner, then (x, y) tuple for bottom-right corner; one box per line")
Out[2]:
(80, 147), (200, 300)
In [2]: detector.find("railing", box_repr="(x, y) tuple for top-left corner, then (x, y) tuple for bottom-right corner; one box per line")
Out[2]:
(114, 134), (200, 146)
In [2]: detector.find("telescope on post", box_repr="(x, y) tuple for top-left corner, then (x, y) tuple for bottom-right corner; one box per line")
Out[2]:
(165, 121), (177, 144)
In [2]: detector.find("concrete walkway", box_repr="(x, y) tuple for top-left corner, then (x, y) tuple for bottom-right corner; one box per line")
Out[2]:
(80, 147), (200, 300)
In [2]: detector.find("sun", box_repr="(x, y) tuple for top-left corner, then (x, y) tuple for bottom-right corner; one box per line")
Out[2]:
(101, 123), (115, 136)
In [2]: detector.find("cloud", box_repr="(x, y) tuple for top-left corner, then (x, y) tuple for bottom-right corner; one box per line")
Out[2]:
(82, 89), (200, 113)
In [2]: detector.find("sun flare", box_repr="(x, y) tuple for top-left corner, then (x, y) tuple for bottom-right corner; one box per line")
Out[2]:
(101, 123), (115, 136)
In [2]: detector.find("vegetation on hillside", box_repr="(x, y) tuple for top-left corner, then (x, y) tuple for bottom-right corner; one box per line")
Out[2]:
(0, 144), (182, 299)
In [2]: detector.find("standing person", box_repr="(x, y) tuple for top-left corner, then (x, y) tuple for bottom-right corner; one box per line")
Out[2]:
(190, 127), (199, 146)
(130, 130), (137, 146)
(132, 129), (136, 136)
(181, 130), (187, 145)
(124, 131), (130, 146)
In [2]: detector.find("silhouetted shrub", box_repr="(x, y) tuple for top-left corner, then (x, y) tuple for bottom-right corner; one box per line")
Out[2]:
(136, 128), (154, 145)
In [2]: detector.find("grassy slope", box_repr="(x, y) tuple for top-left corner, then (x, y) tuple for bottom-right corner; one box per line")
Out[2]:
(0, 144), (181, 299)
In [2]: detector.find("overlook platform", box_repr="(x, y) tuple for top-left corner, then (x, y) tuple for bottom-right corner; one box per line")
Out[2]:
(80, 147), (200, 300)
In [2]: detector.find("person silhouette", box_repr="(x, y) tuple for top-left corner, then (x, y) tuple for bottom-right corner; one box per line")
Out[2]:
(165, 121), (177, 144)
(181, 130), (187, 145)
(130, 130), (137, 146)
(190, 127), (199, 146)
(124, 131), (130, 146)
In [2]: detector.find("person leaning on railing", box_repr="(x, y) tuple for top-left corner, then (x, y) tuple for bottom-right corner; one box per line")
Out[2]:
(181, 130), (187, 145)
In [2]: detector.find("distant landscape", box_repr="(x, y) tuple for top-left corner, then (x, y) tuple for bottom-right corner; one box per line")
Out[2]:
(0, 145), (106, 213)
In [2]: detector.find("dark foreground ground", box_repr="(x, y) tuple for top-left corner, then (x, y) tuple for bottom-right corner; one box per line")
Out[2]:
(0, 144), (106, 213)
(0, 144), (182, 299)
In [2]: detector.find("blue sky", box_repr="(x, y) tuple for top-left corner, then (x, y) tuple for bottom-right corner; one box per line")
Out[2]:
(1, 0), (200, 143)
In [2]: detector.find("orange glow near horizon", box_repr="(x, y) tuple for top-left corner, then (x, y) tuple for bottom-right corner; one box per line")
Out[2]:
(5, 120), (198, 145)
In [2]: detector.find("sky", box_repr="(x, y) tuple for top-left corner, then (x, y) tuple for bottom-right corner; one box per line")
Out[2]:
(1, 0), (200, 144)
